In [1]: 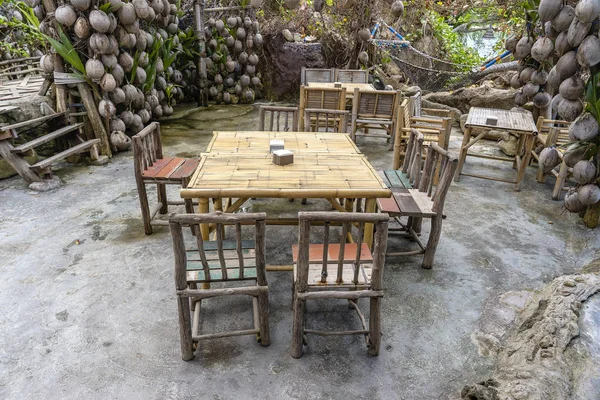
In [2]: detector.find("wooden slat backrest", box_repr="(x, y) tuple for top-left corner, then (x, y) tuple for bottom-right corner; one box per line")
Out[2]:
(296, 212), (389, 288)
(401, 129), (425, 185)
(536, 117), (570, 146)
(303, 86), (346, 110)
(409, 92), (422, 117)
(258, 105), (299, 132)
(169, 212), (267, 285)
(132, 122), (163, 176)
(336, 69), (368, 83)
(416, 139), (458, 214)
(355, 89), (399, 119)
(303, 108), (349, 133)
(301, 67), (335, 85)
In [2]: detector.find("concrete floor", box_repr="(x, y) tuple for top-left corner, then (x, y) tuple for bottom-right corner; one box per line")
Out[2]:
(0, 104), (598, 399)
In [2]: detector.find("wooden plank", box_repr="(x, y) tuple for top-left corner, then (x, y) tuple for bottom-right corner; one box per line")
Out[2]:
(154, 157), (185, 179)
(377, 170), (391, 188)
(200, 240), (255, 251)
(393, 189), (425, 216)
(186, 266), (257, 281)
(1, 111), (67, 131)
(11, 123), (83, 153)
(29, 139), (100, 171)
(291, 243), (373, 263)
(169, 158), (200, 179)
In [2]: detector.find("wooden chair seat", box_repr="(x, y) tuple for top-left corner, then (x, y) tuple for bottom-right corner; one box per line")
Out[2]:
(186, 240), (257, 282)
(377, 188), (436, 218)
(142, 157), (199, 180)
(378, 170), (413, 189)
(293, 262), (373, 288)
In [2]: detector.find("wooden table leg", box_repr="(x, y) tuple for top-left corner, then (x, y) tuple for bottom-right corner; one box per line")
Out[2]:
(515, 134), (535, 191)
(213, 197), (224, 237)
(454, 126), (472, 182)
(363, 198), (377, 249)
(199, 197), (210, 240)
(513, 133), (526, 169)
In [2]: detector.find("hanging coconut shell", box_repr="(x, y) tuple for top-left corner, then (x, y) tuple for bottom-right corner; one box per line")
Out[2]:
(578, 184), (600, 205)
(86, 58), (105, 80)
(558, 98), (584, 122)
(391, 1), (404, 17)
(254, 33), (263, 47)
(531, 70), (548, 85)
(119, 52), (134, 72)
(576, 35), (600, 67)
(225, 59), (235, 72)
(133, 0), (151, 19)
(118, 3), (136, 25)
(74, 16), (91, 39)
(573, 160), (597, 184)
(547, 66), (562, 90)
(125, 20), (140, 34)
(531, 37), (554, 62)
(23, 0), (40, 7)
(539, 147), (560, 173)
(215, 20), (225, 31)
(554, 31), (572, 56)
(533, 92), (551, 108)
(112, 64), (124, 85)
(121, 110), (134, 126)
(551, 5), (574, 32)
(101, 53), (118, 68)
(209, 86), (218, 98)
(505, 36), (519, 53)
(538, 0), (563, 22)
(246, 65), (256, 75)
(358, 28), (371, 42)
(55, 5), (77, 27)
(39, 55), (54, 74)
(110, 131), (131, 152)
(208, 18), (216, 28)
(134, 67), (147, 85)
(559, 76), (585, 100)
(237, 27), (247, 40)
(138, 109), (151, 124)
(110, 118), (126, 133)
(246, 35), (254, 50)
(138, 52), (149, 68)
(110, 87), (126, 104)
(244, 17), (252, 29)
(575, 0), (600, 24)
(33, 6), (45, 21)
(555, 51), (580, 80)
(313, 0), (324, 12)
(99, 99), (116, 118)
(89, 33), (111, 54)
(235, 84), (242, 95)
(234, 40), (243, 53)
(523, 82), (540, 98)
(551, 94), (563, 113)
(227, 17), (237, 28)
(510, 73), (522, 89)
(358, 51), (369, 66)
(240, 74), (251, 87)
(136, 31), (148, 51)
(564, 189), (587, 213)
(563, 143), (588, 167)
(248, 53), (259, 66)
(514, 37), (533, 59)
(544, 22), (558, 40)
(514, 91), (528, 106)
(90, 9), (111, 33)
(569, 112), (599, 142)
(214, 73), (223, 85)
(251, 0), (263, 7)
(519, 67), (535, 83)
(567, 17), (591, 47)
(251, 76), (261, 87)
(226, 36), (235, 48)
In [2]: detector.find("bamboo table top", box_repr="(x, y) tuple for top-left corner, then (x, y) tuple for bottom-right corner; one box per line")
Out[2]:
(181, 154), (391, 199)
(465, 107), (538, 134)
(204, 131), (362, 155)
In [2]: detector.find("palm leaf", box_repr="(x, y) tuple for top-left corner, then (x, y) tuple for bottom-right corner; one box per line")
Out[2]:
(42, 28), (85, 74)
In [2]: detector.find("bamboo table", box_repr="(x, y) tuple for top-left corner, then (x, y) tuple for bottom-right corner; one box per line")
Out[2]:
(204, 131), (362, 155)
(454, 107), (538, 191)
(306, 82), (375, 99)
(181, 153), (391, 248)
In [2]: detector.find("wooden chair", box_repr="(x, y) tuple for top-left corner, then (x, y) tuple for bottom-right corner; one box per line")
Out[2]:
(378, 128), (425, 191)
(350, 88), (401, 143)
(291, 211), (389, 358)
(392, 98), (451, 171)
(169, 212), (270, 361)
(132, 122), (199, 235)
(303, 108), (349, 133)
(409, 91), (453, 120)
(298, 86), (346, 131)
(335, 69), (368, 83)
(530, 117), (571, 199)
(378, 135), (458, 269)
(258, 105), (299, 132)
(300, 67), (335, 85)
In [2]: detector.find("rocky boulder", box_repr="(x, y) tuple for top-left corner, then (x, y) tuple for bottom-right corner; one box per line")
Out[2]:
(424, 83), (516, 114)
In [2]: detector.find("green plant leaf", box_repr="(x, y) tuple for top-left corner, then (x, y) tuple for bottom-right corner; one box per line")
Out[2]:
(42, 28), (85, 74)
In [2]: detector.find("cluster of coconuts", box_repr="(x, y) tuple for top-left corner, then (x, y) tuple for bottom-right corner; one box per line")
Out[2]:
(509, 0), (600, 216)
(36, 0), (184, 151)
(202, 16), (263, 104)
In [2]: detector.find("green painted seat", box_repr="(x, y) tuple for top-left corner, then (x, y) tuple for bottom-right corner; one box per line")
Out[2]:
(378, 169), (413, 189)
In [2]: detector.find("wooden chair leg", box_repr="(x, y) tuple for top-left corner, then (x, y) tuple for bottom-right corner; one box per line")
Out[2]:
(368, 297), (381, 356)
(422, 216), (442, 269)
(177, 296), (195, 361)
(137, 180), (153, 235)
(552, 162), (568, 200)
(536, 164), (547, 183)
(257, 291), (270, 346)
(157, 183), (168, 214)
(291, 297), (306, 359)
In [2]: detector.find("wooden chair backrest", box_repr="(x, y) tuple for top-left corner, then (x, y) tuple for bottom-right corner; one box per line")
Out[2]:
(550, 127), (571, 147)
(301, 67), (335, 85)
(536, 117), (570, 146)
(415, 138), (458, 214)
(354, 89), (400, 119)
(258, 105), (299, 131)
(169, 212), (267, 285)
(303, 108), (349, 133)
(335, 69), (368, 83)
(409, 92), (422, 117)
(132, 122), (163, 177)
(536, 117), (570, 135)
(401, 128), (425, 185)
(301, 86), (347, 110)
(295, 212), (389, 289)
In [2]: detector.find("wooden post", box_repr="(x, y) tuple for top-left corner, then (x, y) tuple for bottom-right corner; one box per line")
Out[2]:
(368, 219), (388, 356)
(194, 0), (207, 107)
(291, 219), (310, 358)
(254, 219), (270, 346)
(41, 0), (67, 116)
(77, 83), (112, 157)
(363, 198), (377, 249)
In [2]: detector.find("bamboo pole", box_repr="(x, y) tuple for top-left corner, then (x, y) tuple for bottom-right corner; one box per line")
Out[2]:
(77, 83), (112, 157)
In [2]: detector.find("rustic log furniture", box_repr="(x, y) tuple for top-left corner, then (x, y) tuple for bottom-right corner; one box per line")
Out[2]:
(335, 69), (369, 83)
(378, 128), (425, 191)
(300, 67), (336, 85)
(298, 86), (347, 131)
(303, 108), (350, 133)
(169, 212), (270, 361)
(454, 107), (538, 191)
(350, 88), (401, 143)
(290, 211), (389, 358)
(258, 105), (299, 132)
(378, 137), (458, 269)
(305, 82), (375, 101)
(181, 131), (391, 249)
(408, 91), (454, 120)
(132, 122), (199, 235)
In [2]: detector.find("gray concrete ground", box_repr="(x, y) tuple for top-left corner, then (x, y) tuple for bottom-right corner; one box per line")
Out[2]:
(1, 104), (598, 399)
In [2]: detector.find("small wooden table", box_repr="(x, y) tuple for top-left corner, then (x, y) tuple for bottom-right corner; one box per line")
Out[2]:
(204, 131), (361, 155)
(181, 131), (391, 248)
(454, 107), (538, 191)
(306, 82), (375, 98)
